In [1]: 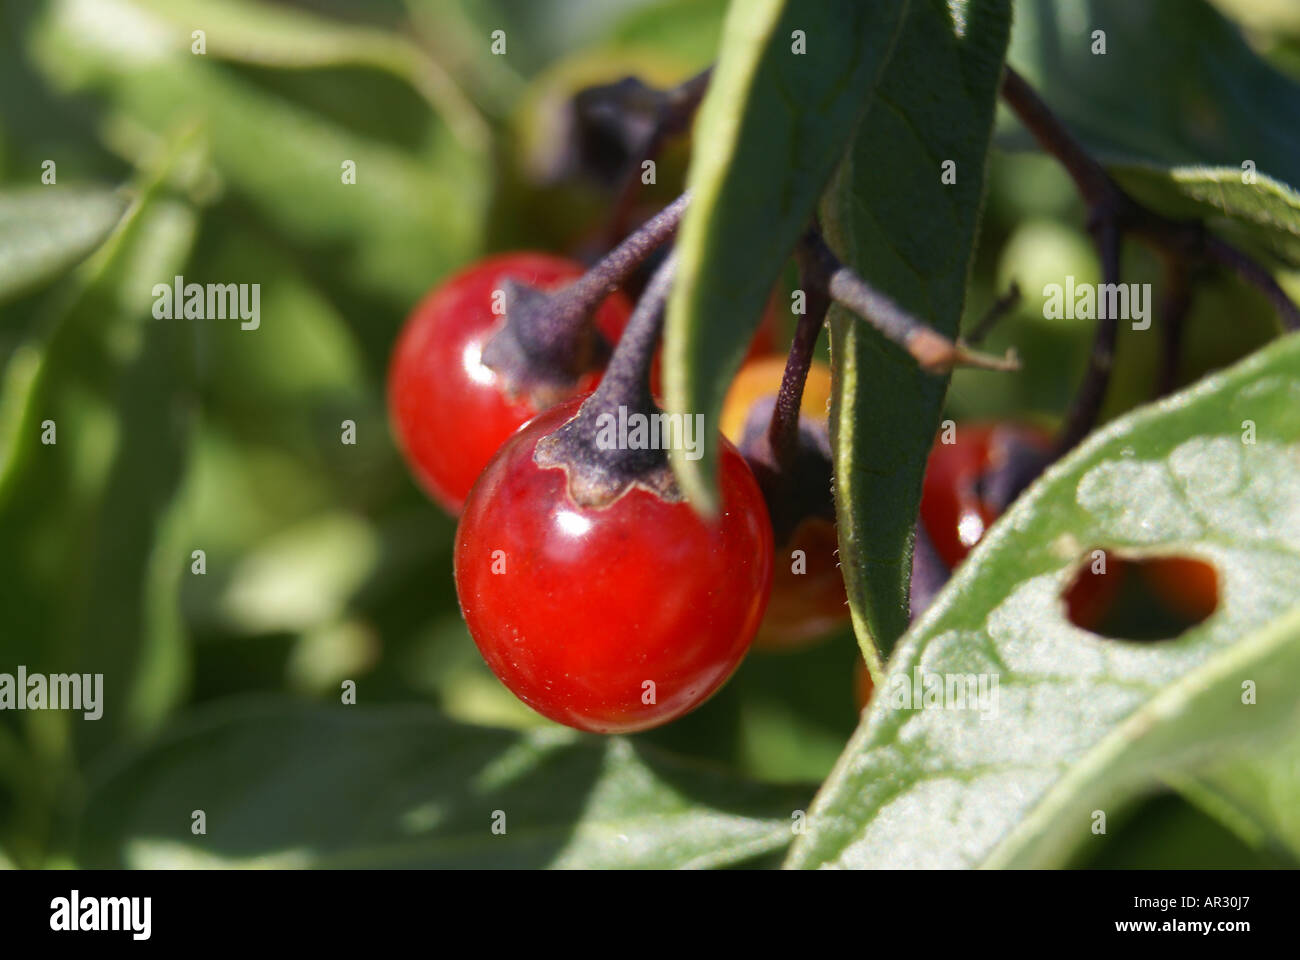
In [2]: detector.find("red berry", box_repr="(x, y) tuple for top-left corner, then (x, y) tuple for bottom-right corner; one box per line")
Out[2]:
(924, 422), (1131, 631)
(388, 253), (633, 514)
(454, 397), (774, 733)
(919, 421), (1053, 570)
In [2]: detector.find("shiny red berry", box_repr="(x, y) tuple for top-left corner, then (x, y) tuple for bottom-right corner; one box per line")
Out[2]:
(454, 397), (774, 733)
(922, 421), (1126, 629)
(388, 253), (633, 514)
(919, 421), (1053, 570)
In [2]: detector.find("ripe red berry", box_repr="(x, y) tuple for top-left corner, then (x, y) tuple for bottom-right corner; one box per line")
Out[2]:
(922, 422), (1127, 629)
(388, 253), (632, 514)
(919, 421), (1053, 570)
(454, 396), (774, 733)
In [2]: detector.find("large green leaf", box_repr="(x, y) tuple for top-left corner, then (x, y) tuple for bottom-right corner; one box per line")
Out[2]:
(825, 0), (1012, 669)
(78, 701), (812, 869)
(0, 158), (199, 753)
(786, 333), (1300, 869)
(1007, 0), (1300, 187)
(0, 186), (128, 302)
(664, 0), (909, 511)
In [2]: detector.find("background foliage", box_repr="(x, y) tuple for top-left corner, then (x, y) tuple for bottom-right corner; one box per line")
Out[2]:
(0, 0), (1297, 869)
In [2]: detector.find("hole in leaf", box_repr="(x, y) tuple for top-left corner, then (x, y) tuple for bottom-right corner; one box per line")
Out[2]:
(1063, 552), (1218, 641)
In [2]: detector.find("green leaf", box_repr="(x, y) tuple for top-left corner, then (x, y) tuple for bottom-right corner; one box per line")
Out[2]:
(78, 701), (811, 869)
(1110, 164), (1300, 263)
(1007, 0), (1300, 187)
(31, 3), (488, 305)
(121, 0), (489, 152)
(1176, 728), (1300, 861)
(0, 186), (128, 303)
(1072, 790), (1290, 868)
(786, 333), (1300, 869)
(664, 0), (910, 511)
(824, 0), (1011, 668)
(0, 153), (199, 756)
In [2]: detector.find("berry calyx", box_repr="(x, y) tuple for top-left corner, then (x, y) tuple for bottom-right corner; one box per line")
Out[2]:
(478, 193), (689, 410)
(388, 252), (632, 514)
(454, 257), (774, 733)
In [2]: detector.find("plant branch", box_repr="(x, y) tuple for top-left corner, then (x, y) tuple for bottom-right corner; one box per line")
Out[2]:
(1000, 67), (1298, 334)
(480, 191), (689, 405)
(1157, 258), (1193, 397)
(965, 282), (1022, 347)
(1052, 220), (1121, 459)
(1000, 65), (1300, 460)
(1203, 234), (1300, 331)
(799, 229), (1019, 374)
(1000, 67), (1118, 211)
(768, 251), (831, 474)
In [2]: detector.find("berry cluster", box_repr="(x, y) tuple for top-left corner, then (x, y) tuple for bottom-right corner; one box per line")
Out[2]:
(383, 60), (1243, 736)
(385, 171), (1022, 731)
(389, 242), (789, 733)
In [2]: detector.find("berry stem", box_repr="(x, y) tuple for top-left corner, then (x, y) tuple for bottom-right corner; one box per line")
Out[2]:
(799, 229), (1019, 373)
(1051, 219), (1122, 459)
(1157, 257), (1193, 397)
(481, 192), (689, 405)
(561, 191), (690, 323)
(965, 282), (1022, 347)
(768, 250), (831, 474)
(589, 253), (676, 415)
(533, 255), (681, 507)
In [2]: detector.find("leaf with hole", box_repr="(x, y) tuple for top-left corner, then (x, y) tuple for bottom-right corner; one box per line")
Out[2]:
(787, 333), (1300, 869)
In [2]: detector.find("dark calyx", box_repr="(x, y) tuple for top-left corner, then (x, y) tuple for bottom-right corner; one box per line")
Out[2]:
(534, 256), (681, 509)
